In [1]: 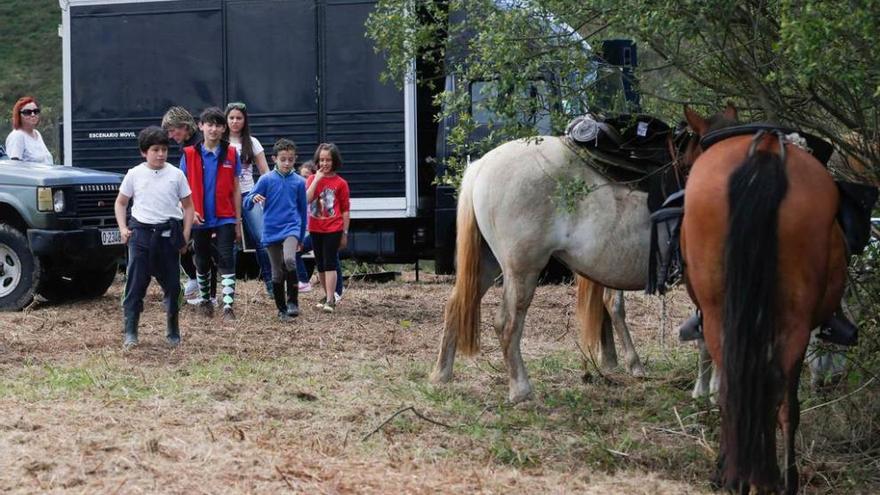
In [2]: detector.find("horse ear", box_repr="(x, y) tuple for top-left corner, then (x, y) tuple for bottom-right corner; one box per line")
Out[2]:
(723, 101), (738, 121)
(684, 106), (708, 135)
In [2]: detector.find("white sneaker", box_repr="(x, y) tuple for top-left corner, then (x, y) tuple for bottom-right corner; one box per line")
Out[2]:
(184, 279), (199, 299)
(298, 282), (312, 292)
(334, 291), (343, 303)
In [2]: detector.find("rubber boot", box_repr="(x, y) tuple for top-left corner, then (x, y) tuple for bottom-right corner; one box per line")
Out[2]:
(285, 271), (300, 317)
(817, 312), (858, 346)
(166, 311), (181, 347)
(678, 310), (702, 341)
(272, 282), (290, 322)
(123, 312), (140, 349)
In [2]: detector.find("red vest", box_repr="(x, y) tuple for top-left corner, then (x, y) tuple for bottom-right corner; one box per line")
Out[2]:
(183, 144), (238, 219)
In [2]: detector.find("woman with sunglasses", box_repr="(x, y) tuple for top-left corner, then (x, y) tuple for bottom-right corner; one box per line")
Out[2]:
(6, 96), (53, 164)
(223, 102), (273, 293)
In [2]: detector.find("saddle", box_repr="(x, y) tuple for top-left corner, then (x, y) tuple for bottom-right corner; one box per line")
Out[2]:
(701, 123), (835, 165)
(565, 113), (675, 184)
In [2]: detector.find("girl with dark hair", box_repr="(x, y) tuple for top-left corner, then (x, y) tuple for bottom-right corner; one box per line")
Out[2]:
(305, 143), (350, 313)
(224, 102), (272, 293)
(6, 96), (53, 164)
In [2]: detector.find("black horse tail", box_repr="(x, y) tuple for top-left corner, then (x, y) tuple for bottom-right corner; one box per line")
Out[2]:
(721, 150), (788, 489)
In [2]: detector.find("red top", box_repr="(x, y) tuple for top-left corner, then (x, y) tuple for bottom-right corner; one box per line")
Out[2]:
(306, 174), (350, 233)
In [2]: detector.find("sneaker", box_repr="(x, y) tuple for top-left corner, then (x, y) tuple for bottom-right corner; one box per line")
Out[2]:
(334, 291), (343, 303)
(298, 282), (312, 293)
(198, 299), (214, 318)
(222, 307), (236, 321)
(316, 300), (327, 309)
(183, 279), (199, 299)
(322, 301), (335, 313)
(278, 310), (292, 322)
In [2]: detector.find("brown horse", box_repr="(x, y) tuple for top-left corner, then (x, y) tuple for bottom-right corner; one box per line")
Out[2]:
(681, 110), (848, 493)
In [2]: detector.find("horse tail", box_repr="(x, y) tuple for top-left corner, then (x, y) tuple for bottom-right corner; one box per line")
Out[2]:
(445, 167), (484, 356)
(721, 149), (788, 488)
(575, 275), (606, 362)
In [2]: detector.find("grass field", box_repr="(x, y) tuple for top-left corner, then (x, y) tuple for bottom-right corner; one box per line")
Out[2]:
(0, 274), (877, 493)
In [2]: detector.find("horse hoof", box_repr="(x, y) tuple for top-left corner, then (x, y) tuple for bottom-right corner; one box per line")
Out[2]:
(508, 387), (533, 404)
(429, 369), (452, 384)
(629, 364), (647, 377)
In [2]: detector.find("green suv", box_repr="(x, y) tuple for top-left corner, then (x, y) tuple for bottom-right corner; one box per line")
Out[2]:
(0, 146), (124, 310)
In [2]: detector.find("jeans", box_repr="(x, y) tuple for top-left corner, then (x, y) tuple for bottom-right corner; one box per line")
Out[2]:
(240, 197), (272, 287)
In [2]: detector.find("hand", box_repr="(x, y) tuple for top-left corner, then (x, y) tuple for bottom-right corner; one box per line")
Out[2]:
(339, 232), (348, 250)
(314, 168), (325, 181)
(193, 212), (205, 226)
(252, 194), (265, 204)
(120, 227), (132, 244)
(180, 234), (191, 254)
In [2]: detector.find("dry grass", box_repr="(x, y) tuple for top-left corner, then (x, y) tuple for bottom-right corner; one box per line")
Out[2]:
(0, 274), (876, 493)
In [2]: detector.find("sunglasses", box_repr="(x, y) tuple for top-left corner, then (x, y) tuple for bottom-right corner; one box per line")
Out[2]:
(20, 108), (41, 116)
(226, 102), (247, 111)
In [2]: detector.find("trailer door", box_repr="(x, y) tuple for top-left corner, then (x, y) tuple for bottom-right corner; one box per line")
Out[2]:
(65, 0), (225, 171)
(226, 0), (319, 157)
(321, 0), (417, 219)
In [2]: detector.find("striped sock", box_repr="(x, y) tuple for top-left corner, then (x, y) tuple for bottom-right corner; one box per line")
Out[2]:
(221, 274), (235, 310)
(197, 272), (210, 301)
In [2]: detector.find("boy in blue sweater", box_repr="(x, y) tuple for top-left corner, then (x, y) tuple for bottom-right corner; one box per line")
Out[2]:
(244, 138), (308, 321)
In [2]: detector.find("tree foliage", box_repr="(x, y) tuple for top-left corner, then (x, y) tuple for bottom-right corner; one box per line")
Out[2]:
(366, 0), (880, 185)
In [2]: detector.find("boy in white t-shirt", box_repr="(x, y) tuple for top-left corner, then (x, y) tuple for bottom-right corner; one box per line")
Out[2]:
(114, 126), (195, 349)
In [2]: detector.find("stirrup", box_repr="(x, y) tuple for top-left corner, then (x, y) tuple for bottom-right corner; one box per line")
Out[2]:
(678, 312), (703, 341)
(817, 313), (858, 347)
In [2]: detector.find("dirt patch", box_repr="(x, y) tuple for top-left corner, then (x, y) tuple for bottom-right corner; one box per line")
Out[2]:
(0, 275), (874, 493)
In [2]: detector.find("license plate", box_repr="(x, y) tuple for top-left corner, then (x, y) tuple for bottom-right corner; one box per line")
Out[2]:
(101, 229), (122, 245)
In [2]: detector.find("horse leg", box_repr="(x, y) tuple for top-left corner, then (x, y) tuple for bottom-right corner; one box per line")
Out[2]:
(598, 309), (618, 370)
(495, 270), (540, 403)
(603, 289), (645, 376)
(431, 244), (501, 383)
(691, 338), (713, 399)
(807, 333), (847, 390)
(779, 359), (804, 495)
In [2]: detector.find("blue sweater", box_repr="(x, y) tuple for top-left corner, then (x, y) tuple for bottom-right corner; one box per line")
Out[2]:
(244, 169), (308, 245)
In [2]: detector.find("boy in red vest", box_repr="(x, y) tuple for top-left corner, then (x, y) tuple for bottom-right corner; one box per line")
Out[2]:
(180, 107), (242, 321)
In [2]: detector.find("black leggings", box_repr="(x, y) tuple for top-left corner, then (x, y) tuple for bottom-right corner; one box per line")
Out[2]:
(192, 224), (236, 275)
(311, 231), (342, 272)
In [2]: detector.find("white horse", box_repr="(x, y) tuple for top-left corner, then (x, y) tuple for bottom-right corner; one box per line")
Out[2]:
(430, 136), (656, 402)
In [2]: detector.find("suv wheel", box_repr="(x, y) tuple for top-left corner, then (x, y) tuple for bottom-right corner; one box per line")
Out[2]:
(78, 263), (118, 298)
(39, 262), (118, 302)
(0, 224), (40, 310)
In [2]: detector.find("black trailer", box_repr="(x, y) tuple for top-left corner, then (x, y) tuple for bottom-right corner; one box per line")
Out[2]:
(61, 0), (635, 272)
(62, 0), (437, 265)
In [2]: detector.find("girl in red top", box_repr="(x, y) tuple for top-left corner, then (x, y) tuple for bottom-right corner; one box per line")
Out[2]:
(306, 143), (350, 313)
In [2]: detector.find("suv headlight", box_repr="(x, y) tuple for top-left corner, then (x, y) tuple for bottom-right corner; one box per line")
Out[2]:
(53, 190), (65, 213)
(37, 187), (53, 211)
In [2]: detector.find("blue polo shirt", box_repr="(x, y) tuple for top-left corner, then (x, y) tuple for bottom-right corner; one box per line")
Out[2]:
(179, 143), (241, 230)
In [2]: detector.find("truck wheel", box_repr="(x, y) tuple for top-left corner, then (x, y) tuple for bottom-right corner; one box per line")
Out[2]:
(77, 263), (118, 298)
(39, 263), (118, 302)
(0, 224), (40, 311)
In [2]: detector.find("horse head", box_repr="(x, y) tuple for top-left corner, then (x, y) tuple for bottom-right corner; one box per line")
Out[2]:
(671, 103), (740, 177)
